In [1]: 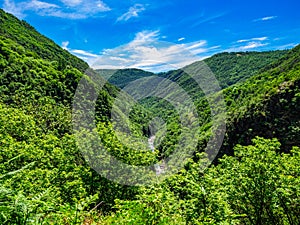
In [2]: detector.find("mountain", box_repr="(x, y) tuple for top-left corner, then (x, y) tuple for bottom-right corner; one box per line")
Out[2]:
(221, 44), (300, 154)
(97, 50), (288, 97)
(104, 44), (300, 225)
(0, 9), (151, 224)
(204, 50), (288, 87)
(0, 9), (88, 73)
(99, 50), (289, 159)
(96, 68), (154, 89)
(0, 9), (299, 225)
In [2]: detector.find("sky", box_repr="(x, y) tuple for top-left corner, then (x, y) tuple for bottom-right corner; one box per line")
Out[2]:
(2, 0), (300, 72)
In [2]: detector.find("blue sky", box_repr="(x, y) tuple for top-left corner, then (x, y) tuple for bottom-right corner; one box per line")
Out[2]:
(2, 0), (300, 72)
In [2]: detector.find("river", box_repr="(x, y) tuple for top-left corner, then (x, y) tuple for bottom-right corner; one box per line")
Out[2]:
(148, 135), (165, 175)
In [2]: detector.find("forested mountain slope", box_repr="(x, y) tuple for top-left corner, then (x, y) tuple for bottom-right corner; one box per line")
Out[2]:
(158, 50), (287, 100)
(0, 9), (151, 224)
(204, 50), (287, 87)
(0, 8), (299, 225)
(97, 50), (288, 97)
(0, 9), (88, 72)
(96, 68), (154, 89)
(220, 44), (300, 155)
(102, 44), (300, 225)
(144, 47), (299, 162)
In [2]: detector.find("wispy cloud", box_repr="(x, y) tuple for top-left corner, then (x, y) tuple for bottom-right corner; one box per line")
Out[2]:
(25, 0), (59, 10)
(61, 41), (99, 62)
(185, 40), (207, 54)
(60, 0), (83, 7)
(178, 37), (185, 42)
(254, 16), (277, 22)
(227, 41), (268, 52)
(237, 37), (268, 43)
(62, 41), (70, 50)
(261, 16), (277, 21)
(84, 30), (220, 72)
(3, 0), (25, 18)
(190, 12), (226, 28)
(241, 42), (268, 50)
(72, 49), (99, 58)
(276, 43), (298, 50)
(117, 4), (145, 22)
(226, 36), (270, 52)
(3, 0), (111, 19)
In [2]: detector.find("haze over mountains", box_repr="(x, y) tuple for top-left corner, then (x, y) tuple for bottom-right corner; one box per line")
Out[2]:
(0, 9), (300, 224)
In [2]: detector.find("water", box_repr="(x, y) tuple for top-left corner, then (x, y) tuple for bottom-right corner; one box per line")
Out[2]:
(148, 135), (165, 175)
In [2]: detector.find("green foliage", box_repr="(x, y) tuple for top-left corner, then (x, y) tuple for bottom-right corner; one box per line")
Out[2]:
(214, 137), (300, 224)
(0, 9), (144, 224)
(0, 8), (299, 225)
(104, 186), (186, 225)
(98, 45), (300, 224)
(0, 37), (83, 105)
(104, 137), (300, 224)
(204, 51), (288, 87)
(0, 9), (88, 73)
(97, 51), (287, 96)
(220, 46), (300, 155)
(154, 50), (287, 100)
(97, 68), (154, 89)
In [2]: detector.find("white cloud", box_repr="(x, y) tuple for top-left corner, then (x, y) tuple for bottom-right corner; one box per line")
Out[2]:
(71, 49), (99, 58)
(252, 37), (268, 41)
(237, 37), (268, 43)
(60, 41), (99, 63)
(117, 4), (145, 22)
(94, 0), (111, 12)
(230, 36), (270, 52)
(3, 0), (25, 18)
(86, 30), (219, 72)
(71, 49), (100, 63)
(2, 0), (111, 19)
(25, 0), (59, 10)
(60, 0), (83, 7)
(254, 16), (277, 22)
(227, 39), (269, 52)
(178, 37), (185, 42)
(4, 0), (60, 17)
(61, 41), (69, 50)
(261, 16), (277, 21)
(276, 43), (298, 50)
(185, 41), (207, 50)
(241, 42), (267, 50)
(59, 31), (220, 72)
(129, 30), (160, 45)
(237, 39), (248, 43)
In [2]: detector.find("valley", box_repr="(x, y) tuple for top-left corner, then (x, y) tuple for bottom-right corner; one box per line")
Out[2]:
(0, 8), (299, 225)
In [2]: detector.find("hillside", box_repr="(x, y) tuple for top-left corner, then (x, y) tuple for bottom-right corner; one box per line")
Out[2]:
(0, 9), (152, 224)
(204, 50), (288, 87)
(156, 50), (288, 100)
(220, 44), (300, 154)
(103, 44), (300, 224)
(0, 9), (88, 73)
(0, 9), (299, 225)
(97, 50), (288, 97)
(96, 68), (154, 89)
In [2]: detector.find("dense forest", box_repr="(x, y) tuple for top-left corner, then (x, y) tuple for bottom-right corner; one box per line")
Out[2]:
(97, 50), (287, 93)
(0, 9), (299, 224)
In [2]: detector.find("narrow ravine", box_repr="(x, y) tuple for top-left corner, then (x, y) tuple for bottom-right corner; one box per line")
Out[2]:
(148, 135), (165, 175)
